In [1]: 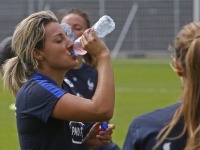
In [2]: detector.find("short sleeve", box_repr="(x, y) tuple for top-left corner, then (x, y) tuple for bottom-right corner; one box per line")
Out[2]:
(25, 82), (67, 123)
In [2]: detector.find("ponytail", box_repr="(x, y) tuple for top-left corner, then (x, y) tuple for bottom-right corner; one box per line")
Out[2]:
(2, 11), (57, 97)
(2, 56), (27, 96)
(182, 38), (200, 149)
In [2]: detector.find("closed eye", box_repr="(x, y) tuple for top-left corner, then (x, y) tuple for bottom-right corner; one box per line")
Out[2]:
(75, 28), (82, 31)
(54, 33), (66, 43)
(57, 39), (62, 43)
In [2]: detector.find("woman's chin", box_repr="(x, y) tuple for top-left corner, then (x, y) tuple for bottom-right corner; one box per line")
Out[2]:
(72, 60), (79, 69)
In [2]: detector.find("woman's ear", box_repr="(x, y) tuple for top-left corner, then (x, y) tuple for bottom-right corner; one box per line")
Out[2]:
(33, 48), (43, 60)
(174, 58), (183, 77)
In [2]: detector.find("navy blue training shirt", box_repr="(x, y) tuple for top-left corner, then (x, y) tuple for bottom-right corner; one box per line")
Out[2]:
(123, 102), (187, 150)
(16, 73), (84, 150)
(65, 62), (98, 99)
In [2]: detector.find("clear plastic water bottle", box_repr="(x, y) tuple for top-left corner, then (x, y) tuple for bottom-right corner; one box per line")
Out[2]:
(73, 15), (115, 55)
(61, 23), (78, 57)
(61, 23), (76, 41)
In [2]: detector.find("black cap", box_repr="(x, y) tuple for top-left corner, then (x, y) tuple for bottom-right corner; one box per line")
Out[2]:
(0, 36), (15, 65)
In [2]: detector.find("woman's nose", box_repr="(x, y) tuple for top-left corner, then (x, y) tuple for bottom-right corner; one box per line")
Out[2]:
(66, 37), (74, 49)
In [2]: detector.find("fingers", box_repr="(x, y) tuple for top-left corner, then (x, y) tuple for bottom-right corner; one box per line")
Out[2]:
(88, 29), (98, 39)
(84, 29), (98, 39)
(101, 124), (115, 132)
(108, 124), (115, 130)
(97, 139), (111, 145)
(96, 130), (112, 145)
(79, 29), (109, 58)
(96, 134), (112, 140)
(84, 123), (115, 147)
(81, 29), (95, 42)
(80, 31), (90, 52)
(96, 125), (114, 146)
(91, 122), (115, 135)
(98, 129), (113, 138)
(92, 122), (102, 131)
(97, 124), (115, 139)
(81, 29), (99, 45)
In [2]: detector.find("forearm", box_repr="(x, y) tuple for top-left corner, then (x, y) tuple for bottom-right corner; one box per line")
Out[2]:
(92, 53), (115, 120)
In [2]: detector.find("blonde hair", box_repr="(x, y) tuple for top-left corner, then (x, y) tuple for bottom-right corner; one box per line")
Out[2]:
(154, 22), (200, 150)
(2, 11), (57, 96)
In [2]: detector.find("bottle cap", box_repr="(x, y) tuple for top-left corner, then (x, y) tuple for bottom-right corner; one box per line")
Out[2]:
(70, 49), (78, 57)
(101, 122), (108, 131)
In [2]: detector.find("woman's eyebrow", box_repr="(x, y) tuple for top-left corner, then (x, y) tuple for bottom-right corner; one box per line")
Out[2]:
(53, 33), (63, 38)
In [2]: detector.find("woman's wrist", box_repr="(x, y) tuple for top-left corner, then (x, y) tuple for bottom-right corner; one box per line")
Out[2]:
(96, 50), (110, 61)
(83, 135), (96, 150)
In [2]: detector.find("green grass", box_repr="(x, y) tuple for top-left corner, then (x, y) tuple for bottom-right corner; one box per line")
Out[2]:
(0, 58), (182, 149)
(0, 84), (19, 149)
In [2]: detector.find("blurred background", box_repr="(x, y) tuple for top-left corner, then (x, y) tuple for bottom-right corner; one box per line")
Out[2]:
(0, 0), (198, 149)
(0, 0), (197, 58)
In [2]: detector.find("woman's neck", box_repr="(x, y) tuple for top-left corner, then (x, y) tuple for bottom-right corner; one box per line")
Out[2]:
(38, 69), (66, 87)
(74, 55), (83, 69)
(74, 61), (83, 69)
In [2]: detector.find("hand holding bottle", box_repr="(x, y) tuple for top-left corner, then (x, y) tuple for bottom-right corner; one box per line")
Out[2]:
(80, 29), (110, 59)
(73, 15), (115, 55)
